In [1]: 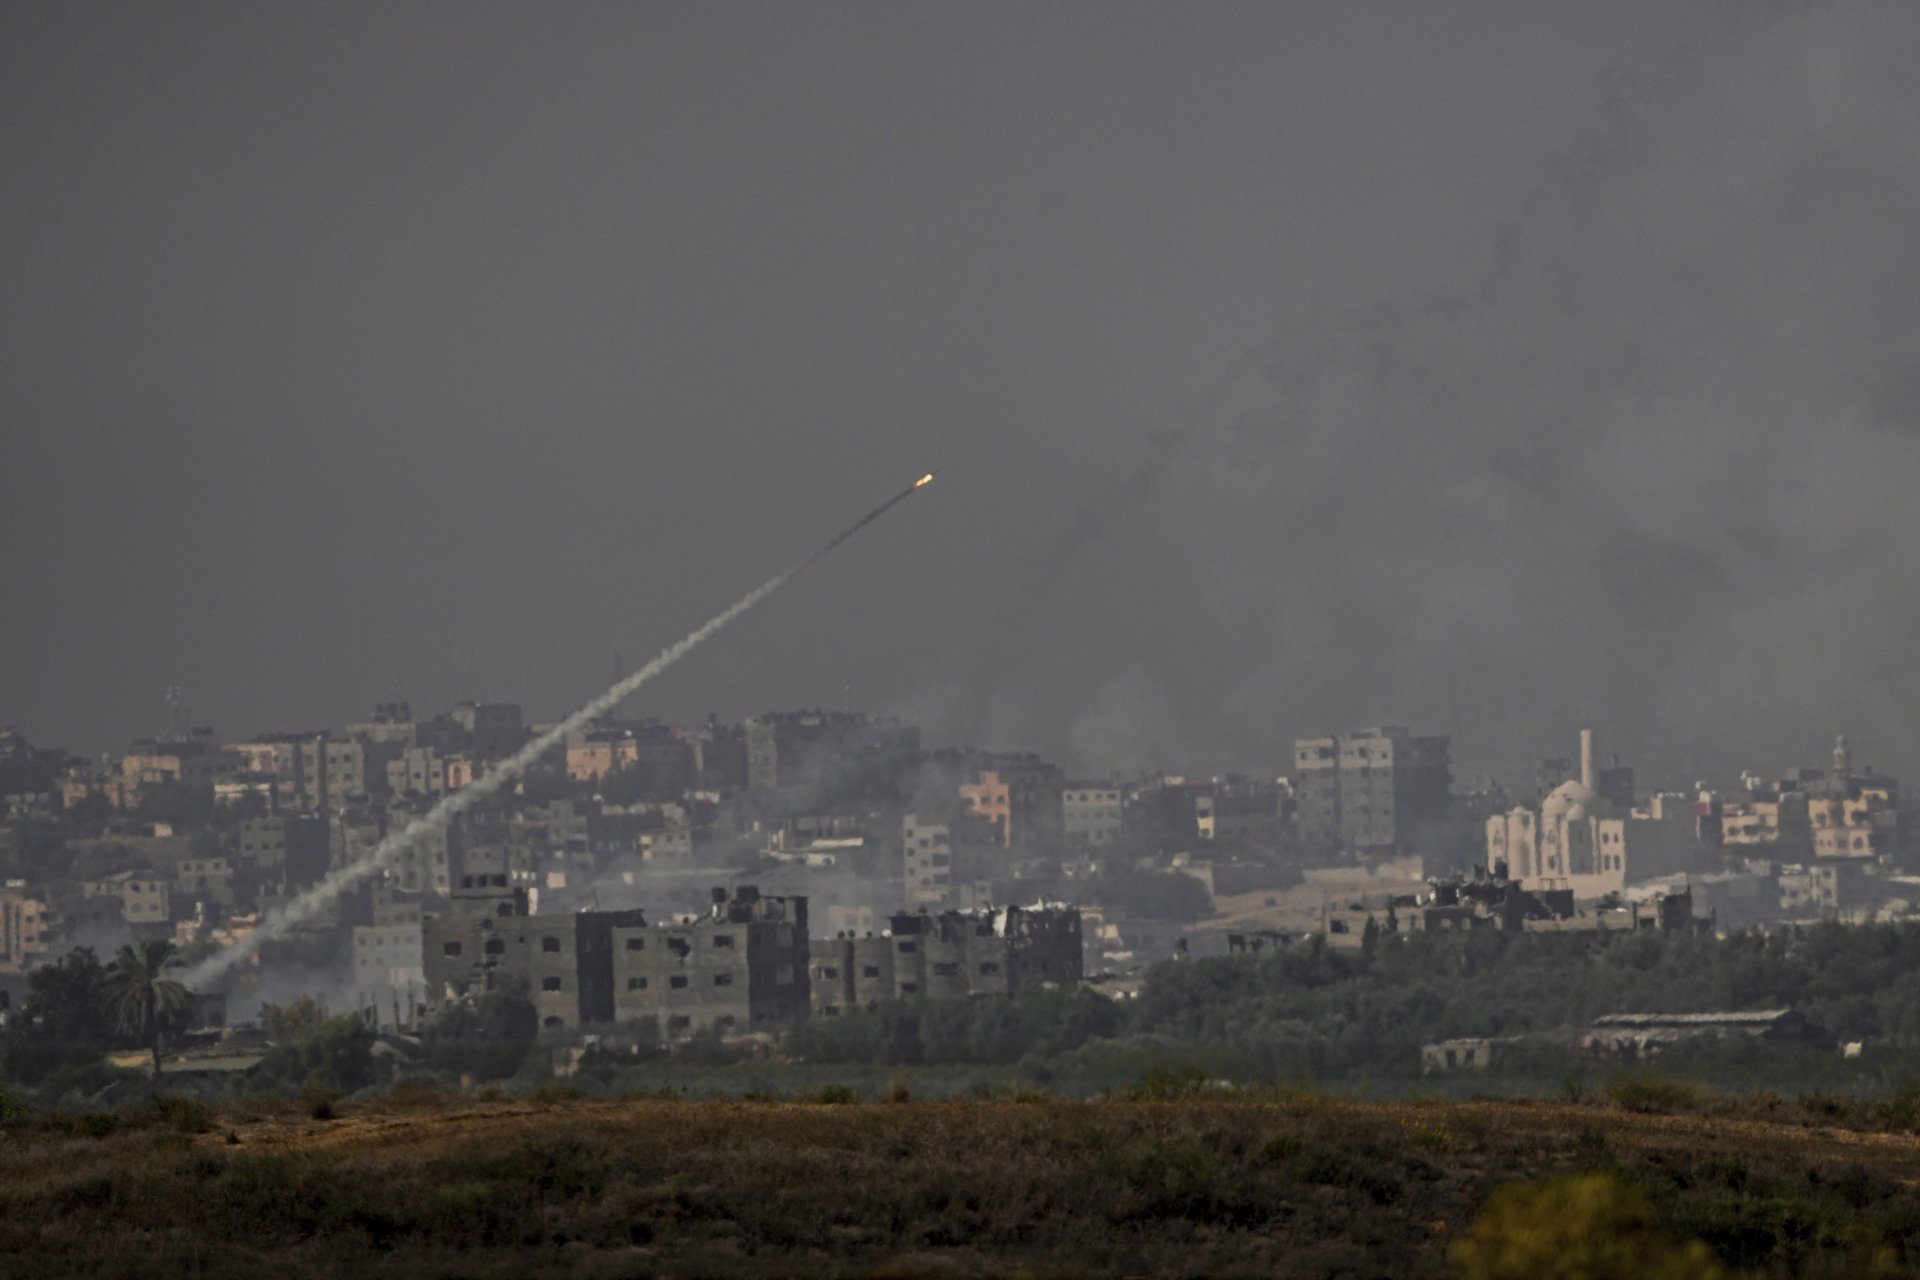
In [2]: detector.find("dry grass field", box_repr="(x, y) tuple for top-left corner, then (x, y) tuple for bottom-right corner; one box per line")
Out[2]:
(4, 1087), (1920, 1277)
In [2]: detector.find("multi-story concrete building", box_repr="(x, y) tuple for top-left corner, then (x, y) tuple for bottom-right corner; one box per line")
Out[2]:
(566, 720), (691, 796)
(352, 922), (424, 1007)
(530, 909), (650, 1031)
(610, 887), (809, 1036)
(810, 904), (1083, 1017)
(299, 736), (370, 809)
(422, 873), (534, 1002)
(119, 731), (229, 791)
(1294, 726), (1451, 856)
(1063, 783), (1124, 846)
(425, 882), (805, 1038)
(0, 884), (56, 973)
(450, 702), (525, 759)
(959, 756), (1064, 847)
(328, 808), (385, 874)
(690, 719), (750, 792)
(744, 711), (919, 794)
(900, 811), (1000, 909)
(1195, 777), (1288, 846)
(173, 856), (237, 909)
(238, 815), (330, 886)
(80, 871), (171, 926)
(387, 746), (449, 800)
(345, 701), (417, 747)
(902, 813), (955, 903)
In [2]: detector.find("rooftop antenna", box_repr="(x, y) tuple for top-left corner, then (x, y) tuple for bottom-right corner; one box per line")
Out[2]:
(165, 684), (183, 739)
(844, 677), (853, 715)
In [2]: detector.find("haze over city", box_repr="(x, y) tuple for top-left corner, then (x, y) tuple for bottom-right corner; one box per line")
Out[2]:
(8, 4), (1920, 788)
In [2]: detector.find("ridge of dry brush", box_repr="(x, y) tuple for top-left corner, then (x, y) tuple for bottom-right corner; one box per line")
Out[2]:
(5, 1091), (1920, 1277)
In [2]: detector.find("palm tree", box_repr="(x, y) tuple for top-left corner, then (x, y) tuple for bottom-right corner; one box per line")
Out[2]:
(105, 940), (193, 1077)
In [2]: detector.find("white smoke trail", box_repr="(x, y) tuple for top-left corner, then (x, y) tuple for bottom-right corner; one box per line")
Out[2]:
(183, 474), (933, 988)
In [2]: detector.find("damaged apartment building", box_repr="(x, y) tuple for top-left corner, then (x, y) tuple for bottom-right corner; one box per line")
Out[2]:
(808, 904), (1083, 1018)
(422, 879), (808, 1036)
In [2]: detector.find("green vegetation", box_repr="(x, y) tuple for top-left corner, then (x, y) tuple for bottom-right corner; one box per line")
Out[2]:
(787, 984), (1121, 1065)
(1453, 1172), (1728, 1279)
(1129, 919), (1920, 1047)
(103, 939), (192, 1076)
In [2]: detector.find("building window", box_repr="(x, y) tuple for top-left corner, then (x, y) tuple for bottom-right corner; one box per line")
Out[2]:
(484, 939), (504, 955)
(776, 964), (793, 985)
(713, 973), (733, 986)
(625, 937), (645, 951)
(933, 962), (959, 977)
(669, 975), (688, 989)
(862, 966), (881, 979)
(543, 1016), (563, 1029)
(668, 1015), (689, 1030)
(542, 936), (561, 953)
(897, 941), (916, 954)
(542, 976), (563, 992)
(978, 962), (1000, 976)
(820, 966), (839, 980)
(627, 977), (648, 990)
(899, 983), (918, 995)
(712, 934), (734, 948)
(443, 941), (462, 957)
(822, 1005), (839, 1017)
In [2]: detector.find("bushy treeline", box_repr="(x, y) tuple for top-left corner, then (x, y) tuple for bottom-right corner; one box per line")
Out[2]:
(1130, 920), (1920, 1047)
(775, 920), (1920, 1089)
(21, 919), (1920, 1101)
(787, 985), (1122, 1065)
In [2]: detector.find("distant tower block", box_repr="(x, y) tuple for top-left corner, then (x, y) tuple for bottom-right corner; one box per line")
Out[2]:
(1833, 734), (1851, 778)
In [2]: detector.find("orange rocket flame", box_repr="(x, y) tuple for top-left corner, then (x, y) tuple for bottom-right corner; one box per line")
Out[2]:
(915, 472), (934, 488)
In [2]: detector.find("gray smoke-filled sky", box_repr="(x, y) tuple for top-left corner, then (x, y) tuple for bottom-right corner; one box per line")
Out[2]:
(6, 3), (1918, 790)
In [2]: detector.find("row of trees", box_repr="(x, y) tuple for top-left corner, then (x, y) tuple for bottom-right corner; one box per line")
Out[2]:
(1128, 919), (1920, 1047)
(778, 920), (1920, 1075)
(1, 940), (191, 1085)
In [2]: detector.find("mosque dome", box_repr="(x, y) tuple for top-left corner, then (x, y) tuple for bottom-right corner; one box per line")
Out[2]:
(1542, 777), (1601, 825)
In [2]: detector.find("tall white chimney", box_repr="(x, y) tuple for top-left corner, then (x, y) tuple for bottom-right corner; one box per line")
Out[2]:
(1579, 727), (1598, 793)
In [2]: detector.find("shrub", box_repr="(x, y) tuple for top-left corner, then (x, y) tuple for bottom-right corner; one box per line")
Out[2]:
(1607, 1074), (1707, 1114)
(1453, 1172), (1726, 1279)
(153, 1095), (214, 1134)
(301, 1082), (341, 1121)
(808, 1085), (861, 1105)
(1257, 1132), (1303, 1163)
(1125, 1064), (1210, 1100)
(0, 1086), (31, 1122)
(1879, 1080), (1920, 1131)
(1105, 1138), (1253, 1223)
(1671, 1192), (1847, 1273)
(1403, 1119), (1453, 1152)
(1295, 1146), (1403, 1205)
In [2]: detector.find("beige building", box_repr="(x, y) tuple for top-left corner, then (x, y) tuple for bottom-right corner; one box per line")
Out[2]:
(352, 923), (425, 1011)
(81, 871), (171, 926)
(1486, 729), (1626, 901)
(0, 885), (56, 972)
(1063, 783), (1124, 846)
(387, 747), (449, 799)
